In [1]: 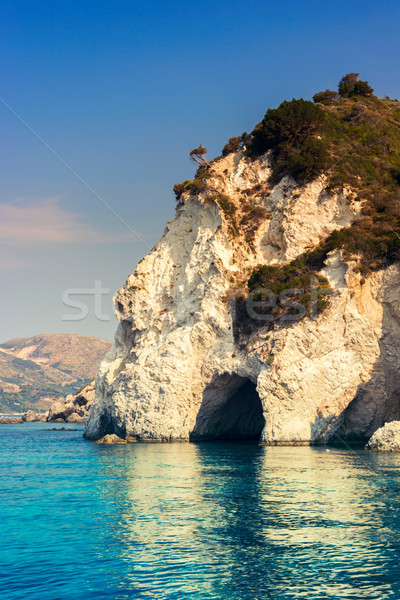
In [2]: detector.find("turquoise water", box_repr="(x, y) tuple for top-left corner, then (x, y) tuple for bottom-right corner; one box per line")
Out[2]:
(2, 424), (400, 599)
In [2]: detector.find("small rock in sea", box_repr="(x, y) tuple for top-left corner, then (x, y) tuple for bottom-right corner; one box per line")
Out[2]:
(21, 410), (48, 422)
(96, 434), (127, 444)
(21, 410), (36, 422)
(365, 421), (400, 451)
(0, 416), (23, 425)
(49, 427), (80, 431)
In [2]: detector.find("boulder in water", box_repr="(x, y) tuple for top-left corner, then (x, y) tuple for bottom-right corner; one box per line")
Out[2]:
(96, 434), (127, 444)
(21, 410), (47, 422)
(365, 422), (400, 451)
(0, 416), (23, 424)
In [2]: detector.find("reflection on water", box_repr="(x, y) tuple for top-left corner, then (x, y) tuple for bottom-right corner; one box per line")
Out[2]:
(2, 424), (400, 599)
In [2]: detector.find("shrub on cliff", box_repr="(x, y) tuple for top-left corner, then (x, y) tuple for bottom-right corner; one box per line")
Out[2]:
(248, 98), (327, 184)
(250, 99), (325, 151)
(222, 136), (242, 156)
(173, 174), (210, 202)
(233, 258), (332, 336)
(313, 89), (339, 104)
(272, 137), (328, 183)
(173, 181), (189, 201)
(338, 73), (374, 98)
(221, 133), (249, 156)
(175, 76), (400, 279)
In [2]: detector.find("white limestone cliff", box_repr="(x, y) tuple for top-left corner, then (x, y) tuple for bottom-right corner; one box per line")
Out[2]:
(84, 151), (400, 444)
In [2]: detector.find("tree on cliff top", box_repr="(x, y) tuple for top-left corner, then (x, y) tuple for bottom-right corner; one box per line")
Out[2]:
(248, 98), (327, 183)
(189, 144), (209, 166)
(338, 73), (374, 97)
(250, 99), (325, 153)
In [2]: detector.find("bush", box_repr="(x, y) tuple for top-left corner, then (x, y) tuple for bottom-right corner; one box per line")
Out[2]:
(177, 77), (400, 286)
(272, 137), (328, 183)
(352, 80), (374, 97)
(195, 164), (210, 179)
(215, 194), (237, 218)
(338, 73), (373, 98)
(248, 99), (326, 184)
(222, 136), (242, 156)
(173, 181), (189, 201)
(184, 178), (208, 194)
(246, 259), (332, 322)
(313, 89), (339, 104)
(240, 204), (271, 246)
(250, 99), (325, 152)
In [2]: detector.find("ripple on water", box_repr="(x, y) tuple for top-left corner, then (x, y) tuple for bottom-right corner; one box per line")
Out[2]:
(1, 423), (400, 599)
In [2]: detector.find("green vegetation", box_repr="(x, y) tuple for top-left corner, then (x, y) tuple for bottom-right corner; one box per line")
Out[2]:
(222, 136), (242, 156)
(244, 74), (400, 275)
(189, 144), (209, 165)
(248, 258), (332, 314)
(338, 73), (373, 98)
(320, 96), (400, 273)
(0, 391), (35, 413)
(175, 74), (400, 333)
(221, 133), (250, 156)
(173, 175), (210, 202)
(214, 194), (237, 218)
(247, 98), (328, 183)
(173, 161), (213, 202)
(234, 260), (332, 338)
(0, 377), (89, 414)
(240, 204), (271, 246)
(173, 181), (189, 200)
(312, 89), (339, 105)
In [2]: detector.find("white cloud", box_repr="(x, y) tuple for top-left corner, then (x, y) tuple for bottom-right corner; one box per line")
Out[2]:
(0, 196), (135, 246)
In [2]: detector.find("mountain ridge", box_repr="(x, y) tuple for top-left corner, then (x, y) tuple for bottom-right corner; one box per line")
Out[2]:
(0, 333), (111, 413)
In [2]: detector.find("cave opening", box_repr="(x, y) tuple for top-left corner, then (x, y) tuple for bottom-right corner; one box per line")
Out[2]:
(190, 374), (265, 442)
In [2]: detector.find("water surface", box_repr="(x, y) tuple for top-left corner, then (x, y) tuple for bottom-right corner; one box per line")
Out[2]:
(1, 423), (400, 599)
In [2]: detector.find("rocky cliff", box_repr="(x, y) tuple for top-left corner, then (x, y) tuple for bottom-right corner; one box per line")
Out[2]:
(85, 89), (400, 444)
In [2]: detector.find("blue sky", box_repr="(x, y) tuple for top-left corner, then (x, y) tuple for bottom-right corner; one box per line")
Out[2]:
(1, 0), (399, 342)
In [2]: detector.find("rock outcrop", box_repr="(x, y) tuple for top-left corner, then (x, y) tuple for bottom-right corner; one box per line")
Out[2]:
(21, 410), (47, 422)
(0, 416), (23, 424)
(84, 148), (400, 445)
(365, 422), (400, 451)
(47, 382), (95, 424)
(96, 434), (127, 444)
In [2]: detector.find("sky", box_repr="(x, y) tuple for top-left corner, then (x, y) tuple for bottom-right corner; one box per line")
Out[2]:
(1, 0), (399, 342)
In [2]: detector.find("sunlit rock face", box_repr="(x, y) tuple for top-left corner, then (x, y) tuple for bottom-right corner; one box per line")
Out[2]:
(84, 151), (400, 444)
(365, 422), (400, 451)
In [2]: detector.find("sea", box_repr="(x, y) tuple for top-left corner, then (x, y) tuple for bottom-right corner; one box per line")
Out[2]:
(2, 422), (400, 599)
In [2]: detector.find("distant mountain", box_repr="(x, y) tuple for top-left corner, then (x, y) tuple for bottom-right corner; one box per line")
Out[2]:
(0, 334), (112, 413)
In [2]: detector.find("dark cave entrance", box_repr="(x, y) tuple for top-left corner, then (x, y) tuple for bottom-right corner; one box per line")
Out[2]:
(190, 374), (265, 442)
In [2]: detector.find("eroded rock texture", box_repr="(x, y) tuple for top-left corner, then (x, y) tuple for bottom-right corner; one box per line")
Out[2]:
(84, 151), (400, 444)
(365, 422), (400, 451)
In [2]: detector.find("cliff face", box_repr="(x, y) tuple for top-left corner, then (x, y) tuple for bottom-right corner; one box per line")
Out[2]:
(85, 151), (400, 444)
